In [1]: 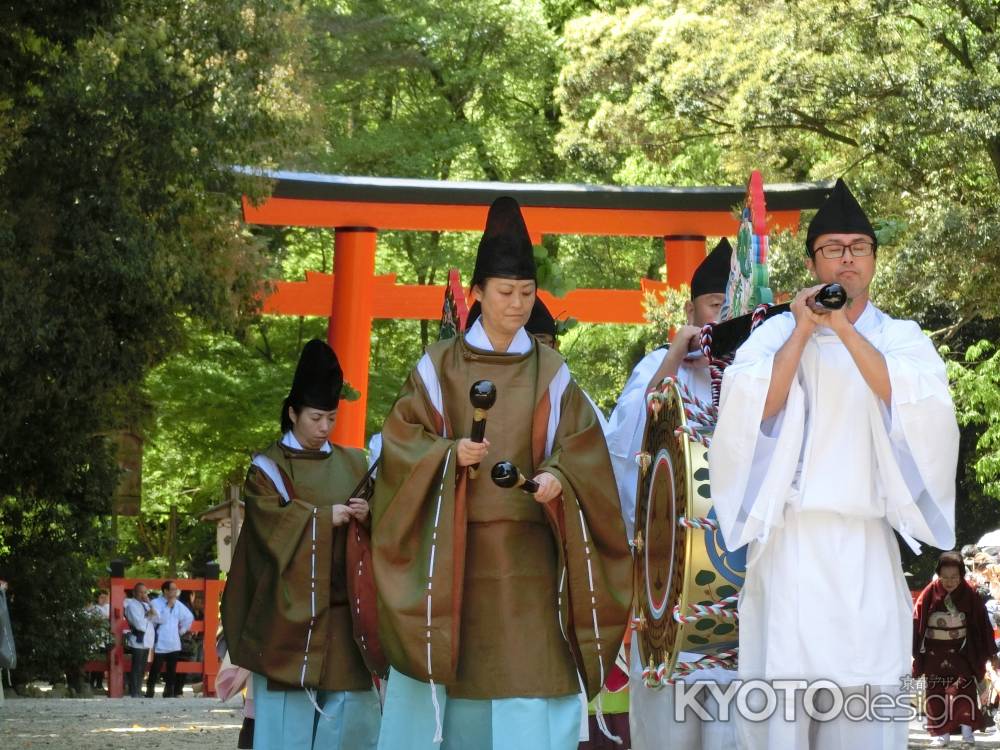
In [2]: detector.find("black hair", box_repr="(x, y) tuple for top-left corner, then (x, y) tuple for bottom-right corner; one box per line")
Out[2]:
(280, 396), (300, 434)
(161, 580), (174, 594)
(936, 551), (965, 575)
(132, 582), (146, 595)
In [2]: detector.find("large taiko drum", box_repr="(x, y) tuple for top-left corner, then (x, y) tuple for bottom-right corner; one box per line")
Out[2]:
(633, 377), (746, 686)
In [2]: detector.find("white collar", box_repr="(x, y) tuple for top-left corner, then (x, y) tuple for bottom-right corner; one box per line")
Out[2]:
(465, 318), (533, 354)
(281, 430), (332, 454)
(853, 300), (882, 333)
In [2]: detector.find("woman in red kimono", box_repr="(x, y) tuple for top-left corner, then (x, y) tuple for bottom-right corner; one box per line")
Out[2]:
(913, 551), (998, 747)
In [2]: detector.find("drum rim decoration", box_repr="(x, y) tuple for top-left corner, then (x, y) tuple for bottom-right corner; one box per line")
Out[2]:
(635, 170), (775, 688)
(635, 376), (744, 688)
(635, 378), (693, 680)
(644, 447), (680, 621)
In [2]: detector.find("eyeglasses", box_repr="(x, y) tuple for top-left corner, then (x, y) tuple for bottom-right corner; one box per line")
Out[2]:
(814, 241), (875, 259)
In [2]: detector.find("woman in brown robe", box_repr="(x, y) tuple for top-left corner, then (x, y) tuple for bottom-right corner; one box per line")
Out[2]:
(222, 339), (381, 750)
(372, 197), (632, 750)
(914, 550), (998, 747)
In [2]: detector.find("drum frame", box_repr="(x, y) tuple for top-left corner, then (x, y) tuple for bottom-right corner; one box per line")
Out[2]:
(633, 378), (743, 686)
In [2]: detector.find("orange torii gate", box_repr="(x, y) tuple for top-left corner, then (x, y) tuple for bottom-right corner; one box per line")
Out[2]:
(241, 170), (831, 447)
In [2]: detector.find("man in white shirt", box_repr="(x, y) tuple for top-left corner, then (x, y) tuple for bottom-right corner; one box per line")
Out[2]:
(124, 582), (156, 698)
(710, 179), (958, 748)
(145, 580), (194, 698)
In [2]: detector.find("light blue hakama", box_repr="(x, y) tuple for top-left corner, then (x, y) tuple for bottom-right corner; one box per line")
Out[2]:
(377, 668), (581, 750)
(252, 673), (381, 750)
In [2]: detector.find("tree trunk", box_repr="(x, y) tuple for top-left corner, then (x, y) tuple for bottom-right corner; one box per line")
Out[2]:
(168, 505), (177, 578)
(986, 135), (1000, 187)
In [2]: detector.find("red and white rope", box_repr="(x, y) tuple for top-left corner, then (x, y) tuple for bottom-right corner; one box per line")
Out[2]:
(672, 595), (739, 623)
(641, 650), (739, 687)
(675, 424), (712, 449)
(672, 650), (739, 680)
(677, 516), (719, 531)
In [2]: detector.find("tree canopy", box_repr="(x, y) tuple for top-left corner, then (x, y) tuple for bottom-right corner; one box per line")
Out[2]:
(0, 0), (309, 680)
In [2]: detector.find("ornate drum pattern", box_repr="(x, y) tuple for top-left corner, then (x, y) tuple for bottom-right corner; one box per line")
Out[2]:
(633, 377), (746, 687)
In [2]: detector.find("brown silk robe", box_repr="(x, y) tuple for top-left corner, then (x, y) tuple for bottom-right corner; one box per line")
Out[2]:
(222, 441), (373, 692)
(372, 334), (633, 700)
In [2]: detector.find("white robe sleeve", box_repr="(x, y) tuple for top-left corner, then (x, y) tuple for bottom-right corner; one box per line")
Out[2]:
(367, 432), (383, 471)
(870, 319), (957, 551)
(604, 349), (669, 540)
(545, 363), (573, 458)
(415, 352), (446, 435)
(709, 314), (804, 549)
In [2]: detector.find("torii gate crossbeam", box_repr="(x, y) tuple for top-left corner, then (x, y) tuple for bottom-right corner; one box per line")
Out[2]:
(240, 170), (832, 447)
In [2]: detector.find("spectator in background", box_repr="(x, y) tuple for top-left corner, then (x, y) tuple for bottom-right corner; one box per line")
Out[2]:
(179, 590), (205, 621)
(124, 583), (156, 698)
(980, 565), (1000, 645)
(984, 567), (1000, 727)
(914, 551), (998, 746)
(0, 580), (14, 676)
(86, 590), (111, 691)
(91, 590), (110, 618)
(187, 592), (205, 687)
(963, 545), (979, 572)
(146, 580), (194, 698)
(973, 554), (996, 599)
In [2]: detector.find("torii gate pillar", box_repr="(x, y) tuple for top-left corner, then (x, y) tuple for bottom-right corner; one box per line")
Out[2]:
(328, 227), (377, 448)
(664, 234), (707, 290)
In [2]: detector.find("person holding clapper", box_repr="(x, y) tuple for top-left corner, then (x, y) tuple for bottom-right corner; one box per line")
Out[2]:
(372, 196), (632, 750)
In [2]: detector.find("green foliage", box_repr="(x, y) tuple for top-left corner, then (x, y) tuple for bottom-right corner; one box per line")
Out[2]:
(296, 0), (572, 348)
(535, 246), (576, 297)
(340, 383), (362, 403)
(0, 456), (115, 684)
(0, 0), (309, 671)
(553, 316), (579, 338)
(559, 323), (648, 414)
(555, 0), (1000, 327)
(642, 285), (692, 345)
(1, 0), (308, 498)
(949, 341), (1000, 500)
(308, 0), (560, 181)
(767, 230), (816, 300)
(121, 318), (308, 574)
(553, 0), (1000, 531)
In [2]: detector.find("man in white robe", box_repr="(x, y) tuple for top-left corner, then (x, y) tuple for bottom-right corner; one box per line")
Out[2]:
(606, 238), (729, 540)
(710, 179), (958, 749)
(605, 238), (739, 750)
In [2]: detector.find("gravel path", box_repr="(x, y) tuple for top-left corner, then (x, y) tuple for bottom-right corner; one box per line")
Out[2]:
(1, 694), (244, 750)
(4, 694), (1000, 748)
